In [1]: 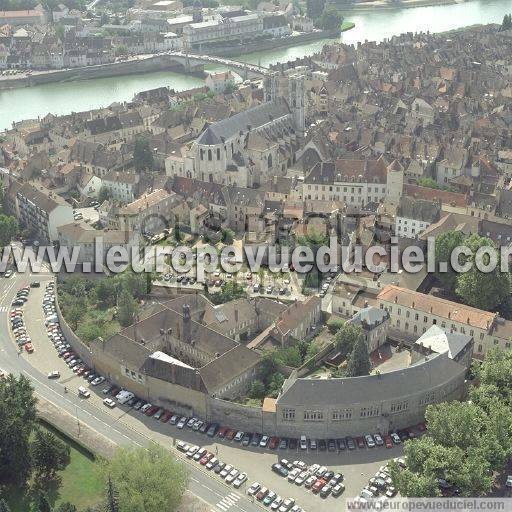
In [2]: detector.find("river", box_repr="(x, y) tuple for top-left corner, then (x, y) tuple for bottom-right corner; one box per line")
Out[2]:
(1, 0), (510, 131)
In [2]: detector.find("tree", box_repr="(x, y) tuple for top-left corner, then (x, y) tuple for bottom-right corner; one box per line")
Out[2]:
(306, 0), (325, 19)
(133, 136), (154, 173)
(221, 228), (234, 244)
(104, 444), (188, 512)
(31, 492), (52, 512)
(94, 278), (118, 309)
(30, 427), (70, 481)
(117, 288), (138, 327)
(327, 317), (344, 334)
(98, 186), (112, 204)
(208, 281), (247, 305)
(0, 499), (12, 512)
(55, 504), (77, 512)
(76, 321), (103, 343)
(434, 230), (467, 291)
(454, 234), (510, 311)
(249, 379), (265, 399)
(66, 305), (85, 330)
(114, 45), (127, 57)
(346, 335), (370, 377)
(0, 214), (19, 247)
(334, 323), (364, 359)
(0, 374), (37, 485)
(501, 13), (512, 30)
(316, 6), (343, 31)
(105, 475), (120, 512)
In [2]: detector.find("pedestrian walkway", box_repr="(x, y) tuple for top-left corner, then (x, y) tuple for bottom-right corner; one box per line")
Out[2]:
(212, 492), (241, 512)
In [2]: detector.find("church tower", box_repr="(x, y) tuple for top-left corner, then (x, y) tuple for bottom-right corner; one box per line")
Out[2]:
(192, 0), (203, 23)
(263, 71), (279, 102)
(288, 72), (305, 137)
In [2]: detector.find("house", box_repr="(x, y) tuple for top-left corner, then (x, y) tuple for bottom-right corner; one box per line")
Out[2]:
(13, 182), (74, 242)
(395, 196), (441, 239)
(205, 71), (236, 94)
(101, 171), (141, 204)
(348, 306), (390, 353)
(377, 284), (512, 358)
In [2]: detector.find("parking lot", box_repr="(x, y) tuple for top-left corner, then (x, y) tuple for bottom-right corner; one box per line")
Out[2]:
(15, 280), (404, 512)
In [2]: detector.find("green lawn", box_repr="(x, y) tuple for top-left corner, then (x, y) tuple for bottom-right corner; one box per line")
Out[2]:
(3, 423), (104, 511)
(341, 20), (356, 32)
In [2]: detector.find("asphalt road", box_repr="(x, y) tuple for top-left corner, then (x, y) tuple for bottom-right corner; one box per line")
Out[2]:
(0, 271), (263, 512)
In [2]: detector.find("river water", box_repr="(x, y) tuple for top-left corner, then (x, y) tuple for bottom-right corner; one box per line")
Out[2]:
(2, 0), (510, 131)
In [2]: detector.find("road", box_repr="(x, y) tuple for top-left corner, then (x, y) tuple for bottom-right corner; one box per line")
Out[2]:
(0, 270), (263, 512)
(0, 264), (400, 512)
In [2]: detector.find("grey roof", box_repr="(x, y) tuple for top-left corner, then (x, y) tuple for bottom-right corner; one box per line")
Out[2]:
(197, 98), (291, 145)
(349, 306), (389, 329)
(397, 196), (441, 223)
(415, 324), (472, 360)
(277, 351), (465, 407)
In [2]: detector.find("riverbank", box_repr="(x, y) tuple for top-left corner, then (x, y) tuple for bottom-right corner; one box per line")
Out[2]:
(0, 54), (200, 91)
(344, 0), (461, 12)
(207, 29), (340, 58)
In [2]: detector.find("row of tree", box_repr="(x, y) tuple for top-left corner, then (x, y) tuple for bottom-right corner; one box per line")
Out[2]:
(390, 348), (512, 496)
(434, 232), (511, 313)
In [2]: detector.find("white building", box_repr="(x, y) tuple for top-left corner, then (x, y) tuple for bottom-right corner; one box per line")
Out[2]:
(205, 70), (236, 94)
(395, 196), (441, 239)
(302, 157), (404, 208)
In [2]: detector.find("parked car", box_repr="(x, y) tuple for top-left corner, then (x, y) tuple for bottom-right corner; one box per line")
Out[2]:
(332, 483), (345, 497)
(320, 485), (332, 498)
(47, 370), (60, 379)
(233, 472), (247, 488)
(103, 398), (116, 408)
(374, 433), (384, 446)
(247, 482), (261, 496)
(263, 491), (277, 506)
(365, 434), (376, 448)
(256, 486), (269, 501)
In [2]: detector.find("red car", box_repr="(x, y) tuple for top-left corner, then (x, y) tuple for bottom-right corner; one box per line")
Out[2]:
(269, 437), (279, 449)
(145, 406), (159, 417)
(200, 452), (213, 465)
(24, 343), (34, 353)
(356, 437), (365, 449)
(160, 410), (172, 423)
(225, 429), (236, 440)
(312, 479), (327, 493)
(384, 435), (393, 449)
(75, 367), (86, 376)
(217, 426), (228, 438)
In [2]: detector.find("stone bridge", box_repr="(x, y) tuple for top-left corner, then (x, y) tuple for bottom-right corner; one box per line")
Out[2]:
(165, 51), (269, 79)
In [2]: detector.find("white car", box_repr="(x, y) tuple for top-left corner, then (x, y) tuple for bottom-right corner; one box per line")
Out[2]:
(103, 398), (116, 408)
(225, 468), (239, 484)
(365, 434), (376, 448)
(186, 445), (199, 458)
(233, 472), (247, 488)
(220, 464), (233, 479)
(177, 417), (187, 429)
(299, 435), (307, 450)
(247, 482), (261, 496)
(47, 370), (60, 379)
(91, 376), (105, 386)
(278, 498), (295, 512)
(141, 403), (152, 413)
(270, 497), (283, 511)
(287, 468), (300, 482)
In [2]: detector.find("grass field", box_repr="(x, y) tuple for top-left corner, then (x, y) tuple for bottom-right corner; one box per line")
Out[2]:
(3, 423), (104, 511)
(341, 20), (356, 32)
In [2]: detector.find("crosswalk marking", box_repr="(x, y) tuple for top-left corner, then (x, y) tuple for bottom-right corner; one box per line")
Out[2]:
(213, 493), (241, 512)
(0, 307), (7, 312)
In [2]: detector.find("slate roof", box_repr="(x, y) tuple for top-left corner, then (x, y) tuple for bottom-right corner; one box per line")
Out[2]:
(397, 196), (441, 223)
(349, 306), (389, 329)
(197, 98), (291, 145)
(277, 351), (464, 407)
(415, 324), (472, 360)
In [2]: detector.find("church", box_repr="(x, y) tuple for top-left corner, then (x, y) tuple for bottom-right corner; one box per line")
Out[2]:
(177, 70), (306, 188)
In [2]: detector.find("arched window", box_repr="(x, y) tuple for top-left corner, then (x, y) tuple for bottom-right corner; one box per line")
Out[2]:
(267, 154), (272, 169)
(217, 148), (221, 160)
(208, 149), (212, 161)
(200, 149), (204, 160)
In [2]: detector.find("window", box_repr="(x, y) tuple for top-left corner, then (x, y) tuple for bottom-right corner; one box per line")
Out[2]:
(332, 409), (352, 421)
(282, 408), (295, 421)
(360, 406), (380, 418)
(304, 410), (323, 422)
(420, 391), (435, 406)
(208, 149), (212, 161)
(424, 316), (428, 323)
(390, 401), (409, 413)
(415, 313), (419, 321)
(478, 344), (483, 353)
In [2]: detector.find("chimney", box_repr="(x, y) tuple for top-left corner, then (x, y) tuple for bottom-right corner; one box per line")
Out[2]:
(182, 303), (192, 343)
